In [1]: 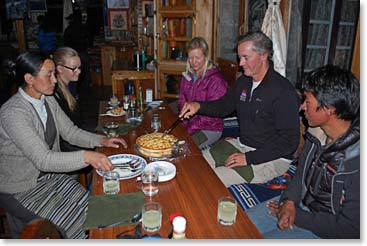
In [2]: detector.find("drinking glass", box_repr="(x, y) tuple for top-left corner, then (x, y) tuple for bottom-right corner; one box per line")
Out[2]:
(136, 170), (159, 196)
(217, 196), (237, 226)
(103, 121), (119, 138)
(142, 202), (162, 232)
(109, 95), (119, 107)
(123, 95), (130, 111)
(151, 114), (161, 132)
(103, 171), (120, 195)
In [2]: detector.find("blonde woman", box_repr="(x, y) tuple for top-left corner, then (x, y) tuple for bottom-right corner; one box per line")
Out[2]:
(53, 47), (83, 151)
(178, 37), (227, 149)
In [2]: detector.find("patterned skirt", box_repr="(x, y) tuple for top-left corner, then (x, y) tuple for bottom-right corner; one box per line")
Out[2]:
(13, 173), (89, 239)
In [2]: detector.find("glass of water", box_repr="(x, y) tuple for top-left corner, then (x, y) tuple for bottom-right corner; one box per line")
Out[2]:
(142, 202), (162, 232)
(151, 114), (161, 132)
(103, 171), (120, 195)
(103, 122), (119, 138)
(217, 196), (237, 226)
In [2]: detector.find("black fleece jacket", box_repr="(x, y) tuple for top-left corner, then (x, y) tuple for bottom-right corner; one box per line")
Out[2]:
(199, 67), (300, 164)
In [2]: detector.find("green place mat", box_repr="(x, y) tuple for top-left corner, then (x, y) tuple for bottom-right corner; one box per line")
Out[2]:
(192, 131), (208, 146)
(209, 140), (254, 182)
(96, 122), (141, 136)
(83, 192), (145, 230)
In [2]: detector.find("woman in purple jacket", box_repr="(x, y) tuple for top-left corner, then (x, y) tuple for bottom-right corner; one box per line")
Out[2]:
(178, 37), (227, 149)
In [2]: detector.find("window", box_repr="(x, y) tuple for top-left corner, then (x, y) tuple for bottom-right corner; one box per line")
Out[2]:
(302, 0), (359, 72)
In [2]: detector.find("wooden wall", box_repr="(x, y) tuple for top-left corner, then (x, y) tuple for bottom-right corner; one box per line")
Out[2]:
(351, 16), (360, 80)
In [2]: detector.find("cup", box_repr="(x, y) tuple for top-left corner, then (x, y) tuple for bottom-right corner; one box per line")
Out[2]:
(103, 121), (119, 138)
(123, 95), (130, 111)
(103, 171), (120, 195)
(142, 202), (162, 232)
(136, 170), (159, 196)
(217, 196), (237, 226)
(151, 114), (161, 132)
(110, 95), (119, 106)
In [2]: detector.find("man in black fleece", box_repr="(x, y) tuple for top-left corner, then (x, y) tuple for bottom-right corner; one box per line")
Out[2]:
(179, 31), (300, 186)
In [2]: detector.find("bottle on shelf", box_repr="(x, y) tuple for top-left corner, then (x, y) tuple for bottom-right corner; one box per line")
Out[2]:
(138, 86), (144, 112)
(141, 49), (146, 70)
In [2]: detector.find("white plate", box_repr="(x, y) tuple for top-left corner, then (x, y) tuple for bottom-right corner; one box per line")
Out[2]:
(147, 101), (162, 108)
(105, 110), (126, 117)
(144, 161), (176, 182)
(108, 101), (120, 107)
(96, 154), (147, 180)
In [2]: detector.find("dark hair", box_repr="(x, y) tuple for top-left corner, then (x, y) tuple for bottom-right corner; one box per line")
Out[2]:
(4, 50), (51, 88)
(237, 31), (273, 61)
(301, 64), (360, 121)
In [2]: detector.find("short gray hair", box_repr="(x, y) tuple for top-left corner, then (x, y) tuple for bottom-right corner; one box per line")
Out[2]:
(237, 31), (273, 60)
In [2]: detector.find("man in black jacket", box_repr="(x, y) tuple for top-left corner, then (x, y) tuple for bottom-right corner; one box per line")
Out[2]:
(246, 65), (360, 238)
(179, 31), (300, 186)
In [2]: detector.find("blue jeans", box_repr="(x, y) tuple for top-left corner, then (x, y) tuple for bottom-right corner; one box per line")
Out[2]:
(246, 196), (320, 239)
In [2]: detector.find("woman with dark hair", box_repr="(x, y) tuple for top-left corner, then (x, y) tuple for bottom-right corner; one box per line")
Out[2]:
(0, 50), (127, 238)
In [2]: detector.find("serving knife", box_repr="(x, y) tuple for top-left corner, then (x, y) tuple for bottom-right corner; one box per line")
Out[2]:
(161, 117), (183, 138)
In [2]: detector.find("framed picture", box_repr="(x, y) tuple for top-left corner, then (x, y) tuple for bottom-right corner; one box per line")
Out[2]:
(107, 0), (129, 9)
(109, 9), (129, 31)
(29, 0), (47, 11)
(5, 0), (28, 20)
(142, 1), (154, 17)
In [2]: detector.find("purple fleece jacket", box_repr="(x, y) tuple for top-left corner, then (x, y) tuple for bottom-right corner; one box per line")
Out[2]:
(178, 67), (227, 135)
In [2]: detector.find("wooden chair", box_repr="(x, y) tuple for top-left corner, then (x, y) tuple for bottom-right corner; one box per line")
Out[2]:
(20, 219), (64, 239)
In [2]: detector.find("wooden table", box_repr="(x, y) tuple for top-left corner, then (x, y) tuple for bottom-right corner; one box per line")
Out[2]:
(111, 60), (155, 101)
(89, 102), (262, 239)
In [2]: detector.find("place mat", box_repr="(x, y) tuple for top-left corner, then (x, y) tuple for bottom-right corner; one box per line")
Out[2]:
(83, 192), (145, 230)
(96, 122), (141, 136)
(209, 140), (254, 182)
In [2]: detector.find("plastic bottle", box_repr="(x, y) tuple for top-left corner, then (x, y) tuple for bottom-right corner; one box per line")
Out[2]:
(172, 216), (186, 239)
(141, 49), (146, 70)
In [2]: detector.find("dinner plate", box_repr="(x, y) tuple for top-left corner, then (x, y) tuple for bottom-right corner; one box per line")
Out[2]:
(147, 101), (162, 108)
(96, 154), (147, 180)
(144, 161), (176, 182)
(105, 110), (126, 117)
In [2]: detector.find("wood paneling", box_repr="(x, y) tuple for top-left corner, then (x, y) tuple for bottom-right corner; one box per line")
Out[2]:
(196, 0), (214, 58)
(351, 17), (360, 80)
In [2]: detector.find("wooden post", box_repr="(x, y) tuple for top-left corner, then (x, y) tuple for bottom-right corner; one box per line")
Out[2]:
(15, 20), (27, 53)
(351, 16), (359, 80)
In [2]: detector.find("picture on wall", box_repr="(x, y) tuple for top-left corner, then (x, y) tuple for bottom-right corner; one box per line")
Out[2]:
(109, 9), (129, 31)
(5, 0), (28, 20)
(29, 0), (47, 11)
(107, 0), (129, 9)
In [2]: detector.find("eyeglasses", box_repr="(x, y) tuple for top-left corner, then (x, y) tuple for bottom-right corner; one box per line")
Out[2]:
(59, 64), (82, 72)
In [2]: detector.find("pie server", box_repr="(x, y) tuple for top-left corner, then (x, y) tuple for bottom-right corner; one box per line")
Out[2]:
(163, 117), (183, 136)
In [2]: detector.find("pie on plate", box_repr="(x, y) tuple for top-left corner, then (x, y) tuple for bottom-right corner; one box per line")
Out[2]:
(136, 132), (177, 158)
(111, 107), (124, 115)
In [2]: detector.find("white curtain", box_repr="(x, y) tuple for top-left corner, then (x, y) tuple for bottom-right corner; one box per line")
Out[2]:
(63, 0), (73, 32)
(261, 0), (287, 77)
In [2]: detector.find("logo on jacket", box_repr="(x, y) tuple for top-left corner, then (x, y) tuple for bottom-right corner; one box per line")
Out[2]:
(240, 89), (247, 102)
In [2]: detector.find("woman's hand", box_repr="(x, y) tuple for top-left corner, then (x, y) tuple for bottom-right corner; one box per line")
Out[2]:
(179, 102), (200, 119)
(101, 137), (128, 149)
(84, 150), (114, 171)
(225, 152), (247, 168)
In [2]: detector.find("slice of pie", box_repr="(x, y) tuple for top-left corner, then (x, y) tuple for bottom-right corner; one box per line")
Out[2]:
(136, 133), (178, 157)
